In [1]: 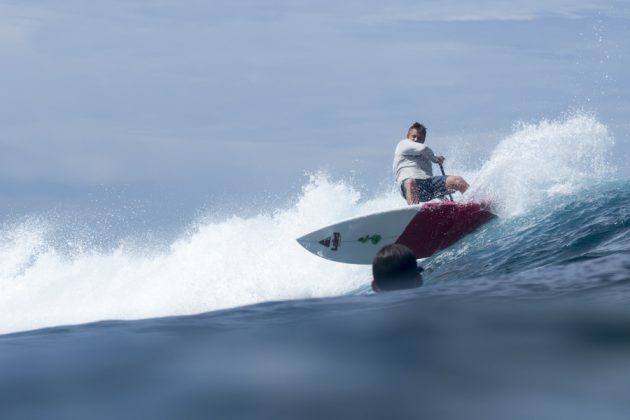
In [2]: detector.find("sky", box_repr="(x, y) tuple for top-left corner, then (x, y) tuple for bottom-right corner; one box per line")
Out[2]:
(1, 0), (629, 226)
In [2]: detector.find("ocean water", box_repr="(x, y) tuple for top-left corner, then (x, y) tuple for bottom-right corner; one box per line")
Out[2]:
(1, 113), (630, 419)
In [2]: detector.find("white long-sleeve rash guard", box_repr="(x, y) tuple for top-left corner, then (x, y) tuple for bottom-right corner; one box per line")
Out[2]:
(392, 139), (439, 186)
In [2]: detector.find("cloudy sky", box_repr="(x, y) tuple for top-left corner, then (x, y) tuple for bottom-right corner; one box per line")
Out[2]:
(1, 0), (628, 223)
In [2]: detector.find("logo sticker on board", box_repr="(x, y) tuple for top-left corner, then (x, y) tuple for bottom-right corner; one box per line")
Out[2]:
(357, 234), (382, 245)
(319, 232), (341, 251)
(319, 237), (331, 247)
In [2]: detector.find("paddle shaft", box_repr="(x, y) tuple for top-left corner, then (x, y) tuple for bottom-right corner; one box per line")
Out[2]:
(439, 163), (454, 202)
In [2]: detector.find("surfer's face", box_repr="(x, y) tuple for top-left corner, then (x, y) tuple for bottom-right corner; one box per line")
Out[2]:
(408, 128), (426, 143)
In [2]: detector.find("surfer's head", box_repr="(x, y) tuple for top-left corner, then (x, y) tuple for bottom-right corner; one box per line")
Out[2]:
(372, 244), (423, 292)
(407, 122), (427, 143)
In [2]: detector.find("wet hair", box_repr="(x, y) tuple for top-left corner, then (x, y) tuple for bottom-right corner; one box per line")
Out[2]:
(372, 244), (422, 292)
(407, 122), (427, 137)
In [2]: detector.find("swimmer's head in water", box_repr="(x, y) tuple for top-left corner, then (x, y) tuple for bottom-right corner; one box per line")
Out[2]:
(372, 244), (423, 292)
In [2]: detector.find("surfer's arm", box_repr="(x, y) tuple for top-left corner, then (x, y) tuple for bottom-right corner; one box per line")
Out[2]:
(422, 147), (445, 164)
(422, 147), (444, 164)
(397, 140), (444, 165)
(399, 141), (431, 157)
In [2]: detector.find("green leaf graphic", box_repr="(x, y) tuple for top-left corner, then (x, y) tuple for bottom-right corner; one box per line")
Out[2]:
(357, 234), (382, 245)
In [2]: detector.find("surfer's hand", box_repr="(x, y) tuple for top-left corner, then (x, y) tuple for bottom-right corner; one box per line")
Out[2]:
(436, 155), (445, 164)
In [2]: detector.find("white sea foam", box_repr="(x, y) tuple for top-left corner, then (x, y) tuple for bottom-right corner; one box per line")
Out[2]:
(0, 112), (616, 334)
(0, 175), (407, 335)
(465, 112), (615, 217)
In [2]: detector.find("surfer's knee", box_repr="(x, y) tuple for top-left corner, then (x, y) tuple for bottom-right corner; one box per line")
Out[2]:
(446, 176), (469, 193)
(372, 244), (423, 293)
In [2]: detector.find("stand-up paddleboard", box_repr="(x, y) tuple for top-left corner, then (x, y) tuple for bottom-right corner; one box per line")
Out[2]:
(296, 201), (496, 264)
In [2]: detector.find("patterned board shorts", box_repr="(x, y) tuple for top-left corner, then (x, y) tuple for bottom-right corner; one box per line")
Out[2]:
(400, 176), (448, 202)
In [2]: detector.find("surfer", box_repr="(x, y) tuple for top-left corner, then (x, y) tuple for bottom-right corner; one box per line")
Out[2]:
(372, 244), (423, 292)
(393, 122), (469, 204)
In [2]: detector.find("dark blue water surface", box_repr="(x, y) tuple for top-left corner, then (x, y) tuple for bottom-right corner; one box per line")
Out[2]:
(2, 182), (630, 420)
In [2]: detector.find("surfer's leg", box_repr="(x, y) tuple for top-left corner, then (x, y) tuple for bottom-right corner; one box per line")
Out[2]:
(413, 179), (434, 202)
(427, 176), (450, 201)
(445, 176), (469, 194)
(402, 179), (419, 205)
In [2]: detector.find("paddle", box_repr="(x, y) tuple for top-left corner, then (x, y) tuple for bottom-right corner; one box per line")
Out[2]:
(438, 163), (454, 202)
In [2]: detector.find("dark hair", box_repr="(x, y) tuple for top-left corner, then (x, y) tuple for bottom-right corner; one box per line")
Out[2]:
(372, 244), (422, 292)
(407, 122), (426, 137)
